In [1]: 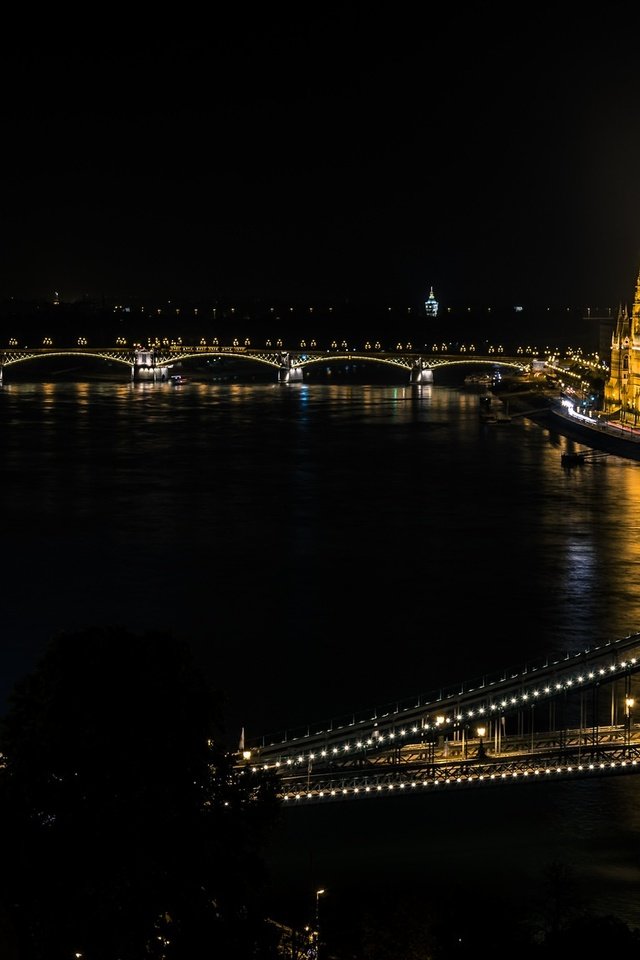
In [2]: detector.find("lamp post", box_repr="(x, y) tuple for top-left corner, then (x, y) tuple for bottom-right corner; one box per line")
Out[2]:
(435, 715), (446, 758)
(315, 888), (325, 960)
(476, 725), (486, 760)
(625, 697), (634, 746)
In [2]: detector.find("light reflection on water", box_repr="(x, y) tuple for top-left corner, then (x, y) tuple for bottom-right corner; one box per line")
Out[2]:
(2, 379), (640, 926)
(3, 380), (640, 717)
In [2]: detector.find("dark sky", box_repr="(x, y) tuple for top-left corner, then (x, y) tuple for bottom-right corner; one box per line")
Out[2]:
(3, 5), (640, 308)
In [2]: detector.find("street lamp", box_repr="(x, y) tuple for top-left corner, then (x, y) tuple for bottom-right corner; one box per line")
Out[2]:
(315, 889), (325, 960)
(435, 715), (448, 757)
(476, 725), (486, 759)
(625, 697), (634, 745)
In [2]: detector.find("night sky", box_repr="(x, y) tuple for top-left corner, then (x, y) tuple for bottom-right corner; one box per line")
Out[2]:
(3, 5), (640, 310)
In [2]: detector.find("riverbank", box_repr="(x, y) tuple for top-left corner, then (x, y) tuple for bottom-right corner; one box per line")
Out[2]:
(546, 403), (640, 462)
(492, 380), (640, 461)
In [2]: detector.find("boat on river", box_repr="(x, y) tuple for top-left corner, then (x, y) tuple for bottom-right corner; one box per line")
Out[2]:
(464, 373), (494, 388)
(479, 394), (512, 423)
(560, 451), (587, 467)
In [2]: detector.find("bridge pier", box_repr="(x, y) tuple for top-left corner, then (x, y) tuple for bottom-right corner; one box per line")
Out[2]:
(409, 360), (434, 384)
(278, 352), (303, 383)
(132, 348), (169, 383)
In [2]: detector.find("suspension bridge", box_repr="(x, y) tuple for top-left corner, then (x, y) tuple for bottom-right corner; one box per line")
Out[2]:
(239, 631), (640, 804)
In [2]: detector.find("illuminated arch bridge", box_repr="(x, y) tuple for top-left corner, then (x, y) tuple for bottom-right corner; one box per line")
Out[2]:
(239, 631), (640, 804)
(0, 345), (533, 384)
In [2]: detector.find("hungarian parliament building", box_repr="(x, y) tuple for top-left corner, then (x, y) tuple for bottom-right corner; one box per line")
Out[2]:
(604, 268), (640, 418)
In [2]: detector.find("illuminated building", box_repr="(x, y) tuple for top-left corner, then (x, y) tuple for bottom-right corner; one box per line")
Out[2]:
(424, 286), (438, 317)
(604, 268), (640, 421)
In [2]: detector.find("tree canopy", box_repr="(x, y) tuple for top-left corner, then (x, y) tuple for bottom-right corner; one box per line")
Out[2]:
(0, 625), (280, 959)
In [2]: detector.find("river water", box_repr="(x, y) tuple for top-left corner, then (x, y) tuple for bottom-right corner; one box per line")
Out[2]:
(2, 373), (640, 939)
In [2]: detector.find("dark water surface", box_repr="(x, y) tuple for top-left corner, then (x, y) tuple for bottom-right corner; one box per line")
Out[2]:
(2, 378), (640, 933)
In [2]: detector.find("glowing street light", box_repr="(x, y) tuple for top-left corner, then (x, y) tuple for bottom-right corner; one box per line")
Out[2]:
(315, 888), (325, 960)
(476, 725), (487, 759)
(625, 697), (635, 745)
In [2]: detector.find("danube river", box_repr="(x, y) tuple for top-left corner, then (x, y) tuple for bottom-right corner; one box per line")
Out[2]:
(2, 371), (640, 939)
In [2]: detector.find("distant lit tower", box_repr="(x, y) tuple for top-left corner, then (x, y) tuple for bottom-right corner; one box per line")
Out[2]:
(424, 286), (439, 317)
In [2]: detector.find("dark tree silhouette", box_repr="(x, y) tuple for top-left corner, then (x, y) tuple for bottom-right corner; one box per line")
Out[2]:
(540, 913), (640, 955)
(0, 626), (280, 960)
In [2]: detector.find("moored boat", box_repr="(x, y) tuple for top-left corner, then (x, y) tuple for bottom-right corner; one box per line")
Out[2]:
(560, 451), (587, 466)
(479, 393), (511, 423)
(464, 373), (494, 387)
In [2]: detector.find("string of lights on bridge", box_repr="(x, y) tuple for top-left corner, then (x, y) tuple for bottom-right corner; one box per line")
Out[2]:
(4, 337), (609, 369)
(279, 757), (640, 804)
